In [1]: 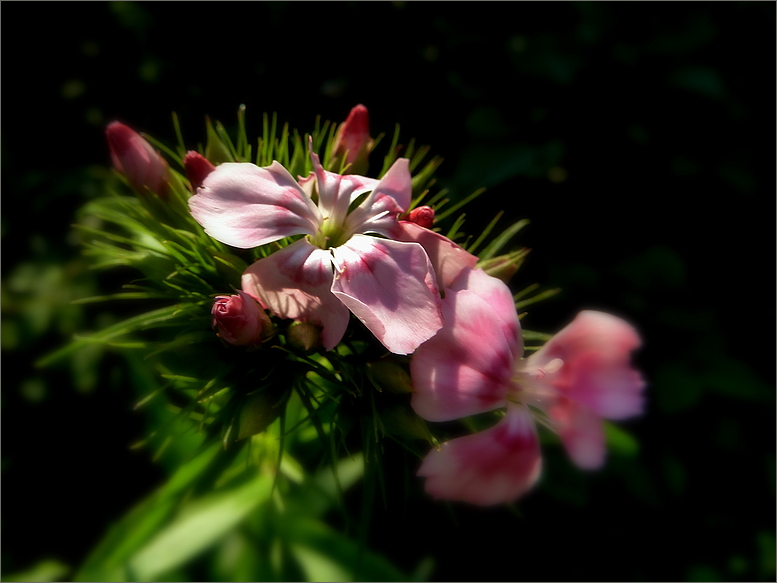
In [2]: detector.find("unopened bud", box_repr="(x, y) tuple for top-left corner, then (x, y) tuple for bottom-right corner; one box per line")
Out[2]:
(331, 104), (374, 175)
(106, 121), (170, 196)
(367, 359), (413, 394)
(184, 150), (216, 193)
(405, 206), (435, 229)
(287, 321), (322, 352)
(380, 405), (433, 442)
(212, 291), (271, 346)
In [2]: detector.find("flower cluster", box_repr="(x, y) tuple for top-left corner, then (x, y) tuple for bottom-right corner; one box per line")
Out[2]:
(100, 105), (646, 507)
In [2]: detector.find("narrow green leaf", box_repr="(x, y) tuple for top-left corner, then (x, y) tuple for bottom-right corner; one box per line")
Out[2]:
(514, 287), (560, 310)
(74, 443), (222, 582)
(434, 187), (486, 222)
(171, 111), (187, 159)
(378, 124), (402, 178)
(128, 473), (273, 581)
(36, 305), (189, 367)
(467, 211), (504, 255)
(479, 218), (530, 261)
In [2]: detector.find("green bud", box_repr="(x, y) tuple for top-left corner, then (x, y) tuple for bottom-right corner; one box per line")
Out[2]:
(380, 405), (433, 442)
(367, 359), (413, 394)
(286, 321), (322, 352)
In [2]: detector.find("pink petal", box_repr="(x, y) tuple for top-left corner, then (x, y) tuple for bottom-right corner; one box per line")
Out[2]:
(343, 158), (412, 238)
(418, 405), (542, 506)
(241, 239), (349, 350)
(410, 278), (520, 422)
(189, 162), (321, 248)
(330, 235), (442, 355)
(525, 311), (645, 420)
(549, 397), (606, 470)
(448, 267), (521, 348)
(394, 221), (479, 290)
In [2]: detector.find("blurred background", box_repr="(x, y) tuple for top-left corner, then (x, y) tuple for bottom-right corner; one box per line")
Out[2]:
(2, 2), (774, 581)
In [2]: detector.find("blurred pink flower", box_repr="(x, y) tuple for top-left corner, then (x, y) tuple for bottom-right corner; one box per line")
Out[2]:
(190, 142), (451, 354)
(106, 121), (169, 196)
(331, 104), (374, 175)
(410, 268), (645, 504)
(184, 150), (216, 192)
(211, 291), (269, 346)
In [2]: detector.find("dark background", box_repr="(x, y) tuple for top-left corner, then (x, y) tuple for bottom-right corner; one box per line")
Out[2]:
(2, 2), (775, 581)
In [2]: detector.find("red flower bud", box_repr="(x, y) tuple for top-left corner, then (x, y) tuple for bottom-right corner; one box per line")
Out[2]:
(184, 150), (216, 192)
(212, 291), (270, 346)
(106, 121), (170, 196)
(406, 206), (435, 229)
(332, 104), (374, 175)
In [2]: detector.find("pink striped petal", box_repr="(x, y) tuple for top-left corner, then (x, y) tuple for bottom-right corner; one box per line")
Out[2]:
(241, 239), (349, 350)
(410, 277), (520, 422)
(448, 267), (521, 350)
(394, 221), (479, 290)
(549, 397), (606, 470)
(344, 158), (412, 238)
(330, 235), (442, 355)
(189, 162), (321, 248)
(418, 405), (542, 506)
(526, 310), (645, 420)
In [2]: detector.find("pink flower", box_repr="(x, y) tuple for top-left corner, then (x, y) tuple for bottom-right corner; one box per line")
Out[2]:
(212, 291), (270, 346)
(410, 268), (645, 505)
(184, 150), (216, 192)
(189, 141), (454, 355)
(331, 104), (374, 175)
(106, 121), (170, 196)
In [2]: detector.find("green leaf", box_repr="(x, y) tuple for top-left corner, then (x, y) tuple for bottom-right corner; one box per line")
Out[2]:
(36, 304), (190, 367)
(282, 516), (409, 582)
(74, 443), (222, 582)
(434, 187), (486, 222)
(3, 559), (69, 583)
(128, 472), (273, 581)
(603, 421), (640, 457)
(478, 218), (530, 261)
(514, 287), (560, 311)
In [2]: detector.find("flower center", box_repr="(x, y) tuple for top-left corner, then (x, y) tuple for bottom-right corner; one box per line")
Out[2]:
(508, 357), (565, 409)
(311, 217), (349, 249)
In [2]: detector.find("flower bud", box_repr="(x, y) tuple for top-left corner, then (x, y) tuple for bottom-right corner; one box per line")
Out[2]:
(286, 321), (322, 352)
(211, 291), (270, 346)
(106, 121), (170, 196)
(405, 206), (435, 229)
(331, 104), (374, 175)
(184, 150), (216, 193)
(367, 359), (413, 394)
